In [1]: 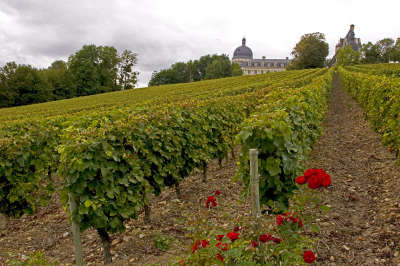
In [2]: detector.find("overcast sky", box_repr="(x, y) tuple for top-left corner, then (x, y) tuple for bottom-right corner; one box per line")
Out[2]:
(1, 0), (399, 87)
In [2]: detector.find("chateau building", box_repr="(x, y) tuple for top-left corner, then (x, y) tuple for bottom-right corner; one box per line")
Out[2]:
(232, 38), (290, 75)
(331, 24), (362, 64)
(335, 24), (362, 53)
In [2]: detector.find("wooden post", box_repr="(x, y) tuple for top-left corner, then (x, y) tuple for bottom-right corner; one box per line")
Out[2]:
(144, 204), (151, 224)
(202, 163), (207, 183)
(249, 149), (260, 217)
(0, 213), (7, 231)
(69, 193), (84, 266)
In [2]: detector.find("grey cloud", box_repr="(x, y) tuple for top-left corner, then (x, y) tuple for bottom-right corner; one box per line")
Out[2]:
(1, 0), (400, 86)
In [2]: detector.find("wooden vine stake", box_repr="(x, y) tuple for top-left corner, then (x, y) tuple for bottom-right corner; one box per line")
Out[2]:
(68, 193), (84, 266)
(249, 149), (261, 217)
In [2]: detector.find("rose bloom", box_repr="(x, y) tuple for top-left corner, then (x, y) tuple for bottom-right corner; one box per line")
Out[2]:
(227, 231), (239, 241)
(216, 234), (224, 241)
(200, 240), (209, 248)
(296, 175), (307, 184)
(272, 237), (282, 244)
(192, 241), (199, 253)
(258, 233), (272, 243)
(303, 250), (316, 263)
(304, 169), (314, 178)
(215, 190), (221, 196)
(216, 253), (224, 262)
(216, 242), (228, 251)
(276, 214), (284, 225)
(321, 173), (331, 187)
(251, 240), (259, 247)
(307, 175), (321, 189)
(206, 195), (217, 208)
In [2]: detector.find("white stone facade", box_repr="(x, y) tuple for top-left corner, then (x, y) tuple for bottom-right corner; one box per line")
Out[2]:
(232, 38), (290, 75)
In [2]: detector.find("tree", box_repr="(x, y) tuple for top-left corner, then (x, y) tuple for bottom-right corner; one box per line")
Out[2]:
(0, 62), (18, 107)
(42, 60), (75, 100)
(198, 55), (214, 80)
(205, 56), (232, 79)
(336, 46), (361, 66)
(6, 64), (52, 106)
(148, 54), (237, 86)
(392, 38), (400, 62)
(377, 38), (395, 62)
(287, 32), (329, 69)
(185, 60), (200, 82)
(232, 63), (243, 76)
(118, 49), (139, 90)
(68, 44), (120, 96)
(361, 42), (380, 64)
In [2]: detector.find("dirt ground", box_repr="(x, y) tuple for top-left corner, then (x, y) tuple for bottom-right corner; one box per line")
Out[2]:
(1, 73), (400, 265)
(0, 153), (250, 266)
(307, 73), (400, 265)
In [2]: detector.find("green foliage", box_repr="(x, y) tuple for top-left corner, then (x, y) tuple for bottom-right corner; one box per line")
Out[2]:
(153, 233), (172, 251)
(336, 46), (361, 66)
(0, 62), (17, 107)
(178, 184), (323, 265)
(345, 63), (400, 78)
(0, 63), (52, 107)
(232, 63), (243, 76)
(0, 45), (139, 108)
(339, 66), (400, 163)
(361, 38), (400, 64)
(42, 60), (75, 100)
(0, 68), (328, 261)
(118, 49), (139, 90)
(148, 54), (236, 86)
(204, 56), (232, 79)
(287, 32), (329, 70)
(7, 251), (57, 266)
(68, 44), (120, 96)
(0, 120), (58, 217)
(236, 69), (333, 212)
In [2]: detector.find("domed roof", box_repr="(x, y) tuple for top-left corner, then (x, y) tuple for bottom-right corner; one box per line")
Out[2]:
(233, 38), (253, 59)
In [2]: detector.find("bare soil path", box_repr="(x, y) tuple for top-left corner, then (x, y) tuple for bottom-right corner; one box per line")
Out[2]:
(307, 73), (400, 265)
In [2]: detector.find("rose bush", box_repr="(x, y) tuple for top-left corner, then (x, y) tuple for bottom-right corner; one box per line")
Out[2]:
(177, 184), (328, 265)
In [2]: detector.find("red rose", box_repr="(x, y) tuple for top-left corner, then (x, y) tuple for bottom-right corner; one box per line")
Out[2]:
(251, 240), (259, 247)
(258, 233), (272, 243)
(216, 234), (224, 241)
(233, 226), (241, 232)
(303, 250), (316, 263)
(216, 253), (224, 262)
(227, 231), (239, 242)
(200, 240), (209, 248)
(215, 190), (221, 196)
(206, 196), (217, 208)
(272, 237), (282, 244)
(296, 176), (307, 184)
(276, 214), (284, 225)
(307, 175), (321, 189)
(304, 169), (314, 178)
(321, 173), (331, 187)
(192, 241), (199, 253)
(216, 242), (228, 251)
(298, 219), (303, 228)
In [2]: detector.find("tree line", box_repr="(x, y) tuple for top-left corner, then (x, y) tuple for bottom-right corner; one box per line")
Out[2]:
(286, 33), (400, 69)
(0, 45), (138, 108)
(148, 54), (243, 86)
(336, 37), (400, 66)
